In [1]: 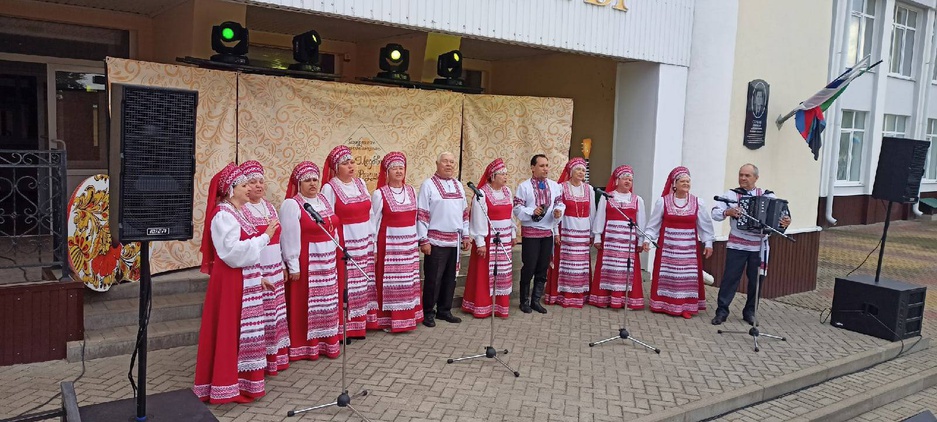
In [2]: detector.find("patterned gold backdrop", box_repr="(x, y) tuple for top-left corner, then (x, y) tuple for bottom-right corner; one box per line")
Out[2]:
(104, 59), (572, 275)
(461, 95), (574, 195)
(236, 74), (463, 204)
(106, 58), (238, 274)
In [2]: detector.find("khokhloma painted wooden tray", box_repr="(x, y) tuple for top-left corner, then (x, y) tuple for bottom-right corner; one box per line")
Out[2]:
(67, 174), (142, 292)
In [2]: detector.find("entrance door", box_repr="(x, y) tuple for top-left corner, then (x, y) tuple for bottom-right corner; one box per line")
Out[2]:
(47, 65), (107, 180)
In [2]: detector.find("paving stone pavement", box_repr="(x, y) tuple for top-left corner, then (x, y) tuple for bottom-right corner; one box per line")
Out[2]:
(3, 220), (934, 421)
(711, 339), (933, 422)
(776, 220), (937, 337)
(0, 284), (888, 422)
(712, 219), (937, 422)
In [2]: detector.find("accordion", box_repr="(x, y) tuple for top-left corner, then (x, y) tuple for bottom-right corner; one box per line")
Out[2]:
(736, 196), (790, 233)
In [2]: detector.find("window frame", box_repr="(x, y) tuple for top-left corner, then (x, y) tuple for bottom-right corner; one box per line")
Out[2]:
(846, 0), (877, 69)
(836, 109), (870, 185)
(889, 3), (919, 78)
(925, 119), (937, 181)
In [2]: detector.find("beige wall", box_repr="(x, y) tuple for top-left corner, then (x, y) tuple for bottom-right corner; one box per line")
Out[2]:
(725, 0), (831, 231)
(489, 54), (617, 183)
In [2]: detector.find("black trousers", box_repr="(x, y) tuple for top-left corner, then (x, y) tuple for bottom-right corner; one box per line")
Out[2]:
(520, 236), (554, 304)
(716, 248), (761, 318)
(423, 245), (458, 318)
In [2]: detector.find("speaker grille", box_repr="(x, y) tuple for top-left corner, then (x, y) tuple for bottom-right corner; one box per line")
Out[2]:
(116, 85), (197, 242)
(872, 137), (930, 203)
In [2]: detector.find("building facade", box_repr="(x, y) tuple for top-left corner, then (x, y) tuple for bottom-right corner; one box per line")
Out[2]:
(822, 0), (937, 226)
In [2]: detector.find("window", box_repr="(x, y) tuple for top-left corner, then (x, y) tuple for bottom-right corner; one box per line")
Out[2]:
(846, 0), (876, 67)
(926, 119), (937, 180)
(890, 5), (918, 77)
(883, 114), (909, 138)
(838, 110), (868, 182)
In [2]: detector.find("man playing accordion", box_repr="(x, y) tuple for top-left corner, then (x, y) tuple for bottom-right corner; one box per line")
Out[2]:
(710, 164), (791, 326)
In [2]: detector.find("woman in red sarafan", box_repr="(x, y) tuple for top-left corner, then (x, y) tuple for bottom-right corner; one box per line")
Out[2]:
(588, 164), (646, 310)
(462, 158), (517, 318)
(645, 166), (716, 319)
(238, 160), (290, 375)
(321, 145), (379, 338)
(370, 152), (424, 331)
(544, 158), (594, 309)
(279, 161), (344, 361)
(194, 163), (279, 404)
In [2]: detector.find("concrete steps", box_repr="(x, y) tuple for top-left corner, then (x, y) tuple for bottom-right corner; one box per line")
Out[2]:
(68, 270), (209, 362)
(699, 339), (936, 422)
(69, 247), (526, 362)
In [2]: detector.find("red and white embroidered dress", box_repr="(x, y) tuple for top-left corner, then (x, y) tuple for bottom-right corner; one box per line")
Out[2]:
(589, 191), (646, 309)
(545, 181), (595, 308)
(194, 203), (269, 404)
(280, 194), (343, 360)
(645, 194), (715, 316)
(371, 185), (423, 332)
(322, 178), (379, 337)
(243, 199), (289, 374)
(463, 184), (516, 318)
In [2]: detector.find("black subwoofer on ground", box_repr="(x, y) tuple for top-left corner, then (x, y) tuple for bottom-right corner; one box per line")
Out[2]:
(830, 275), (925, 341)
(871, 137), (930, 203)
(109, 83), (198, 243)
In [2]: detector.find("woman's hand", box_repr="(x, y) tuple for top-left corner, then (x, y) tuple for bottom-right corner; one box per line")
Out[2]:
(703, 247), (713, 259)
(288, 272), (300, 282)
(264, 219), (279, 239)
(476, 245), (486, 258)
(261, 278), (275, 292)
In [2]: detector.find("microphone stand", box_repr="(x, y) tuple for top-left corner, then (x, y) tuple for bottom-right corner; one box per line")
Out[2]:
(588, 191), (661, 354)
(447, 190), (520, 377)
(288, 206), (372, 421)
(716, 202), (794, 352)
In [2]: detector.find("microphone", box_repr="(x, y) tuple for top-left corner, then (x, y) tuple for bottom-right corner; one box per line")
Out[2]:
(302, 202), (325, 224)
(593, 186), (611, 198)
(466, 181), (484, 198)
(713, 195), (738, 204)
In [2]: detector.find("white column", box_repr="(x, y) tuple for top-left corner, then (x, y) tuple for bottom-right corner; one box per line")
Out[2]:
(611, 62), (687, 208)
(682, 0), (739, 230)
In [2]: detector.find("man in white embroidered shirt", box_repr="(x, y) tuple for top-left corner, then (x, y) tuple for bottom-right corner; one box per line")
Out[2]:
(513, 154), (565, 314)
(711, 163), (790, 326)
(417, 152), (471, 327)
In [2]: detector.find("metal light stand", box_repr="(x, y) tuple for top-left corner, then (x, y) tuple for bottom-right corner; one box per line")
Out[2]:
(717, 205), (794, 352)
(588, 195), (661, 354)
(447, 193), (520, 377)
(288, 207), (372, 420)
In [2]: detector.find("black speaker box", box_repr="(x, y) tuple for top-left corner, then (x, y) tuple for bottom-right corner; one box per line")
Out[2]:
(871, 137), (929, 203)
(109, 83), (198, 243)
(830, 275), (925, 341)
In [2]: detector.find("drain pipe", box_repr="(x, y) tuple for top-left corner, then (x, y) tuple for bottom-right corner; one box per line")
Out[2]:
(825, 107), (841, 225)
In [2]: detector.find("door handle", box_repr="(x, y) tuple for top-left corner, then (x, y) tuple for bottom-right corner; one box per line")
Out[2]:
(92, 104), (99, 147)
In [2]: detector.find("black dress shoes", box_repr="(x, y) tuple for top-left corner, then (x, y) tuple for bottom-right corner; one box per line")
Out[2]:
(711, 314), (727, 325)
(437, 313), (462, 324)
(531, 302), (548, 314)
(423, 317), (436, 327)
(520, 303), (533, 314)
(743, 314), (757, 326)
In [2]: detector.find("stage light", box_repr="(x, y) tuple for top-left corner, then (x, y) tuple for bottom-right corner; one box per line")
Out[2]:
(289, 30), (322, 72)
(434, 50), (464, 86)
(211, 21), (249, 65)
(377, 43), (410, 80)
